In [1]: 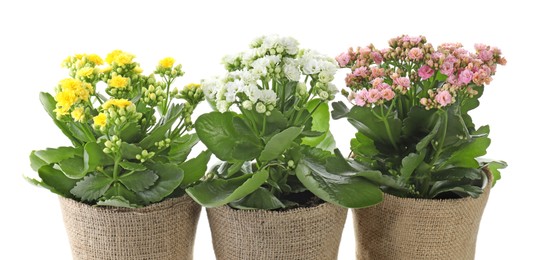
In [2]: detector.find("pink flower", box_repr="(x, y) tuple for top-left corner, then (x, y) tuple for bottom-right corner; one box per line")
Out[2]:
(418, 65), (434, 80)
(376, 83), (391, 91)
(371, 67), (385, 78)
(393, 77), (410, 89)
(353, 67), (369, 77)
(336, 52), (351, 67)
(380, 88), (395, 101)
(367, 89), (381, 103)
(359, 46), (371, 57)
(409, 36), (422, 45)
(371, 77), (384, 88)
(440, 61), (454, 76)
(354, 89), (368, 106)
(408, 47), (423, 60)
(458, 69), (474, 85)
(371, 51), (383, 64)
(435, 90), (452, 107)
(478, 49), (493, 62)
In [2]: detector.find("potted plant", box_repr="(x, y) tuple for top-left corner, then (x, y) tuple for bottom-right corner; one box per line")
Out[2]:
(26, 51), (209, 260)
(300, 35), (507, 259)
(186, 35), (382, 260)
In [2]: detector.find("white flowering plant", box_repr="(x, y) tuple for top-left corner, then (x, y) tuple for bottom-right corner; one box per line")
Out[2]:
(303, 35), (507, 200)
(186, 36), (380, 209)
(27, 51), (209, 207)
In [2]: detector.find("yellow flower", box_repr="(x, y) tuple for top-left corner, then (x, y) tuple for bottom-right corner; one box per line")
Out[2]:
(54, 91), (77, 117)
(106, 50), (135, 66)
(108, 75), (129, 89)
(159, 57), (175, 69)
(71, 107), (85, 122)
(106, 50), (122, 64)
(185, 83), (201, 90)
(60, 78), (82, 92)
(102, 99), (132, 109)
(93, 113), (107, 127)
(86, 54), (103, 65)
(134, 66), (143, 74)
(53, 106), (70, 117)
(101, 66), (112, 73)
(76, 67), (94, 77)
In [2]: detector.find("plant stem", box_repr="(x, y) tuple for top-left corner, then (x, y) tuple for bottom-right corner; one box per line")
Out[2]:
(112, 156), (121, 181)
(431, 109), (448, 165)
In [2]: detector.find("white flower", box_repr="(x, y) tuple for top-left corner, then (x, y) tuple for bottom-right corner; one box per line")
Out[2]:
(244, 84), (262, 103)
(222, 53), (242, 69)
(319, 91), (329, 100)
(296, 82), (307, 96)
(284, 62), (301, 82)
(281, 37), (299, 55)
(327, 83), (338, 95)
(201, 77), (221, 101)
(318, 70), (334, 83)
(301, 58), (320, 75)
(242, 100), (253, 110)
(255, 102), (266, 113)
(258, 89), (277, 105)
(216, 100), (230, 112)
(318, 60), (338, 75)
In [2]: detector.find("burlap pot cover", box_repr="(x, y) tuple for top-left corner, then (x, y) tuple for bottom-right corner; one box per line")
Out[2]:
(207, 202), (348, 260)
(353, 176), (492, 260)
(59, 195), (201, 260)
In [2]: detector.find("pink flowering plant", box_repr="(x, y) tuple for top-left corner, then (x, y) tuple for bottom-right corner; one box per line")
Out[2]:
(27, 51), (208, 207)
(303, 35), (506, 200)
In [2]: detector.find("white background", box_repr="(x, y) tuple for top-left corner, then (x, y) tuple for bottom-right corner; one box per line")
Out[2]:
(1, 0), (534, 259)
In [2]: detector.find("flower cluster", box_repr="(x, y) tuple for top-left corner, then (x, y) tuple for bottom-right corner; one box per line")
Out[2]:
(202, 35), (338, 115)
(328, 35), (507, 199)
(337, 35), (506, 110)
(29, 51), (207, 208)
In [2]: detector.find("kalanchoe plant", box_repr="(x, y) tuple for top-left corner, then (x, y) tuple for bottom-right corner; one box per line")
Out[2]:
(27, 51), (209, 208)
(186, 35), (382, 209)
(305, 35), (506, 200)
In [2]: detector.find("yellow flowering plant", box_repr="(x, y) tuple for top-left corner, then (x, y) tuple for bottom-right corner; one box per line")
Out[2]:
(27, 51), (208, 207)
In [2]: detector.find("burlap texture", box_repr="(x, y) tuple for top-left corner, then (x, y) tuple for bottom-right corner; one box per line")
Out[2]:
(353, 176), (491, 260)
(207, 202), (347, 260)
(59, 195), (201, 260)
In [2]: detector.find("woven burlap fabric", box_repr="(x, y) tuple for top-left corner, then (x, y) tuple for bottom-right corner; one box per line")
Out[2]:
(207, 202), (347, 260)
(59, 195), (201, 260)
(353, 177), (492, 260)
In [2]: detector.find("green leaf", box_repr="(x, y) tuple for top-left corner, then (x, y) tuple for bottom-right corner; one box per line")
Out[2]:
(331, 101), (350, 120)
(195, 112), (262, 161)
(139, 104), (183, 149)
(402, 106), (437, 137)
(119, 170), (159, 192)
(39, 92), (81, 146)
(479, 160), (507, 186)
(119, 161), (146, 171)
(307, 99), (329, 132)
(119, 122), (142, 143)
(228, 187), (286, 210)
(264, 110), (287, 135)
(59, 156), (86, 179)
(400, 152), (426, 181)
(136, 163), (184, 204)
(416, 120), (441, 151)
(97, 196), (138, 208)
(296, 159), (383, 208)
(37, 165), (79, 198)
(179, 150), (212, 187)
(347, 105), (401, 147)
(103, 182), (144, 206)
(431, 167), (482, 182)
(120, 143), (143, 160)
(429, 183), (483, 198)
(84, 142), (112, 173)
(446, 136), (491, 168)
(31, 147), (79, 171)
(186, 170), (269, 207)
(70, 173), (114, 202)
(259, 126), (303, 162)
(351, 132), (379, 157)
(168, 134), (199, 164)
